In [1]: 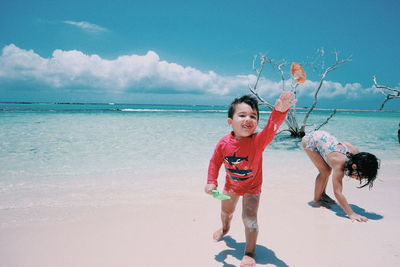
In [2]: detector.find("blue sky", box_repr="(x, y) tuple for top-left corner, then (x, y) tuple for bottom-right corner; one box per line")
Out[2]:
(1, 0), (399, 110)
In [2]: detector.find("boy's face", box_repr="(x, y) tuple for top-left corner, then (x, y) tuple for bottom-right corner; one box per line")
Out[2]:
(227, 102), (259, 139)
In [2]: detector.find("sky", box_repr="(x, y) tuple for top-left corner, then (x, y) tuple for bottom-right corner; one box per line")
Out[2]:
(1, 0), (399, 110)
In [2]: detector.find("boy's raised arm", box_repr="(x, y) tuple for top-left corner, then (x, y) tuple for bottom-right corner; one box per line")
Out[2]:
(255, 92), (297, 149)
(274, 91), (297, 112)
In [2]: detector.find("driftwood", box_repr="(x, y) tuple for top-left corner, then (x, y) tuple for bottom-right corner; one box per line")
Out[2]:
(372, 76), (400, 110)
(249, 51), (351, 138)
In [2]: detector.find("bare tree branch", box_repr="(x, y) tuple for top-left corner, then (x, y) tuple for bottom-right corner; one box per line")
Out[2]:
(277, 62), (289, 91)
(373, 75), (400, 110)
(301, 52), (351, 130)
(373, 76), (400, 95)
(379, 97), (392, 110)
(314, 109), (337, 131)
(249, 55), (274, 109)
(249, 50), (349, 138)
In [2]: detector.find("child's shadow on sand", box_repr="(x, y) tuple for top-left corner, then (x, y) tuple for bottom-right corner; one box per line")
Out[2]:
(308, 202), (384, 220)
(215, 236), (289, 267)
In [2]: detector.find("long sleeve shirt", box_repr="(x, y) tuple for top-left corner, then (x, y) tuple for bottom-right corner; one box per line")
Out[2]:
(207, 109), (288, 195)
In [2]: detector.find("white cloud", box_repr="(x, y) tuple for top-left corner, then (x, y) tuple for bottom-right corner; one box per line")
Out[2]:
(0, 44), (367, 99)
(295, 80), (363, 98)
(63, 20), (108, 33)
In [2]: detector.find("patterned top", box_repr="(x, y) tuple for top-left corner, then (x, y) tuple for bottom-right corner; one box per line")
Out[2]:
(302, 130), (349, 166)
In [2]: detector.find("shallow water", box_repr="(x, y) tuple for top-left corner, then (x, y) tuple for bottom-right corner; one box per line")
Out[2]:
(0, 103), (399, 223)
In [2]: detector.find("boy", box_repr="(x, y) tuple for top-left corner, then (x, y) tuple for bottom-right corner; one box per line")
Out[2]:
(205, 92), (296, 267)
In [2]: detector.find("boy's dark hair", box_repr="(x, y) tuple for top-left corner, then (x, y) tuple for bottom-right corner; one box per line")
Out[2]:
(228, 95), (260, 121)
(345, 152), (380, 189)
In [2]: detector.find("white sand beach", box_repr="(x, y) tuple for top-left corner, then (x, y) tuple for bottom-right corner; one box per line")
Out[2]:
(1, 150), (399, 267)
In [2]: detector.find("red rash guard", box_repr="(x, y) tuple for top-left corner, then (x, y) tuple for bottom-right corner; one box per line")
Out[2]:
(207, 109), (288, 195)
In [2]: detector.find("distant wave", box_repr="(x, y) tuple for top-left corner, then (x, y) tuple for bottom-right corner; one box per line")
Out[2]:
(0, 107), (229, 113)
(0, 102), (232, 113)
(118, 108), (227, 113)
(0, 105), (272, 114)
(117, 109), (274, 114)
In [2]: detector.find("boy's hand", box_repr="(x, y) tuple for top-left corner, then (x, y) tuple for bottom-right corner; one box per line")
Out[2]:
(274, 91), (297, 112)
(204, 184), (217, 195)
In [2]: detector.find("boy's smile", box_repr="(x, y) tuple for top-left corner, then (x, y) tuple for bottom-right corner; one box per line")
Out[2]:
(228, 103), (259, 139)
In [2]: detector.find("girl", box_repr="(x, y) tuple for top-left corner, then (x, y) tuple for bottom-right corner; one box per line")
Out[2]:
(301, 130), (379, 222)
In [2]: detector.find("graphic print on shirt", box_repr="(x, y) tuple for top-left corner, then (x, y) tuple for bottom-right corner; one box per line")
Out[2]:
(228, 174), (252, 181)
(224, 152), (252, 181)
(226, 167), (252, 176)
(224, 152), (248, 165)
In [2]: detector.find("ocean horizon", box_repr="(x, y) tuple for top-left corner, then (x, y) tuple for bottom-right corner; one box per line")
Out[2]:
(1, 101), (399, 113)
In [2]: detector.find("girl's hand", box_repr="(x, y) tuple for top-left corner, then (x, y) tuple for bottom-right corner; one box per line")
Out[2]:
(349, 213), (368, 222)
(204, 184), (217, 195)
(274, 91), (297, 112)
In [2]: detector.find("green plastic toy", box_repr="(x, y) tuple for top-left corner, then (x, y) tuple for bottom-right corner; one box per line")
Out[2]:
(212, 190), (231, 200)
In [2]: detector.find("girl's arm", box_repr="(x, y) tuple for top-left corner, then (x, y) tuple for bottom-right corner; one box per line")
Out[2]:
(332, 168), (368, 222)
(343, 142), (360, 154)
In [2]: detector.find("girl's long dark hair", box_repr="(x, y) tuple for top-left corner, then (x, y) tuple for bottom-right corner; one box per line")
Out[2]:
(344, 152), (380, 189)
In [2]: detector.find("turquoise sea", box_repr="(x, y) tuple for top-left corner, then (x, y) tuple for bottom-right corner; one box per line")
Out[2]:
(0, 102), (399, 225)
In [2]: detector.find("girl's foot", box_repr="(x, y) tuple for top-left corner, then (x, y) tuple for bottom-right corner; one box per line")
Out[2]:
(321, 193), (336, 204)
(213, 228), (228, 241)
(310, 200), (331, 209)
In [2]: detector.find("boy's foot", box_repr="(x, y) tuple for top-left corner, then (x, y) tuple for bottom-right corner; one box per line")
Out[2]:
(213, 228), (227, 241)
(240, 255), (256, 267)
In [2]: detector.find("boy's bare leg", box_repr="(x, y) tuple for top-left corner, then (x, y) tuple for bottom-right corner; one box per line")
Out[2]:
(241, 193), (260, 267)
(213, 191), (239, 241)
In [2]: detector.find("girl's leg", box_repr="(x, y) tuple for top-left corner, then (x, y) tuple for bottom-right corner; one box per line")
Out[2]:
(241, 193), (260, 267)
(301, 141), (332, 204)
(213, 190), (240, 241)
